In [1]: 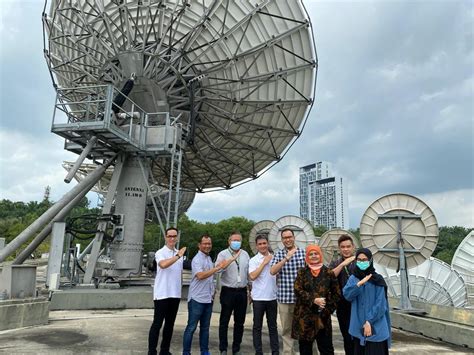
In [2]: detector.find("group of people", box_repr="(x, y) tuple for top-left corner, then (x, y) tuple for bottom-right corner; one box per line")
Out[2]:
(148, 227), (391, 355)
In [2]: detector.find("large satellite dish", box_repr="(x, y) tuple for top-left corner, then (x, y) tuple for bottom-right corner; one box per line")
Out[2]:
(360, 193), (439, 312)
(451, 230), (474, 307)
(249, 220), (275, 254)
(268, 215), (315, 251)
(375, 258), (468, 308)
(318, 228), (359, 266)
(44, 0), (317, 192)
(0, 0), (318, 285)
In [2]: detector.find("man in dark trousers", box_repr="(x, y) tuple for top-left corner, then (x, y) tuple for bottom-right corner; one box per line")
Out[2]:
(329, 234), (357, 355)
(215, 231), (250, 355)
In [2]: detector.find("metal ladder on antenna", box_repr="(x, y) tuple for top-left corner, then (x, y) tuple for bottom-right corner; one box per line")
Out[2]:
(166, 133), (182, 228)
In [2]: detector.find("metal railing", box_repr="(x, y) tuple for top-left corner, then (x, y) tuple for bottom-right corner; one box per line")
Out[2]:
(51, 84), (184, 155)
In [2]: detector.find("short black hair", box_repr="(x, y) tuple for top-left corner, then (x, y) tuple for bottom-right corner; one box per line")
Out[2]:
(280, 228), (294, 236)
(199, 234), (212, 243)
(255, 234), (268, 243)
(165, 227), (179, 235)
(338, 234), (353, 246)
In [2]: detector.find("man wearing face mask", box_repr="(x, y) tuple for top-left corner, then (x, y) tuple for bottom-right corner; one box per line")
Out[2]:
(215, 231), (250, 355)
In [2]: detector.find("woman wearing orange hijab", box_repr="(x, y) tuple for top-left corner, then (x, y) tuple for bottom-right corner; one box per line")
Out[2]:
(291, 245), (341, 355)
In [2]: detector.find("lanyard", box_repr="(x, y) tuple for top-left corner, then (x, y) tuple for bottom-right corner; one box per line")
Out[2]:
(228, 248), (241, 282)
(228, 248), (240, 269)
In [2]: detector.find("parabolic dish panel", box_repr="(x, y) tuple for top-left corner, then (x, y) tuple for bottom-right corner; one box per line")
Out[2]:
(451, 230), (474, 307)
(269, 215), (316, 251)
(360, 193), (438, 270)
(452, 230), (474, 283)
(44, 0), (317, 191)
(375, 257), (467, 308)
(249, 220), (275, 254)
(318, 229), (359, 266)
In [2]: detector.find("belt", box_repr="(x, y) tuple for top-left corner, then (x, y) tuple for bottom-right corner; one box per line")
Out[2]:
(221, 286), (247, 291)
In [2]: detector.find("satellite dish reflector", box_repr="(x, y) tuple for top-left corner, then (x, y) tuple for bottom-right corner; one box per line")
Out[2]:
(44, 0), (318, 192)
(318, 229), (359, 266)
(249, 220), (275, 254)
(451, 230), (474, 307)
(269, 215), (315, 251)
(375, 258), (468, 308)
(360, 193), (439, 270)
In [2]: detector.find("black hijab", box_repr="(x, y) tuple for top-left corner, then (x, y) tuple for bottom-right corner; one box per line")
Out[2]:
(353, 248), (387, 288)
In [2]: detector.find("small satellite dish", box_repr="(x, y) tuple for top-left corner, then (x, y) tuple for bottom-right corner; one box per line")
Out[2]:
(451, 230), (474, 307)
(249, 220), (275, 254)
(360, 193), (439, 269)
(375, 258), (468, 308)
(360, 193), (439, 312)
(268, 215), (315, 251)
(318, 229), (359, 266)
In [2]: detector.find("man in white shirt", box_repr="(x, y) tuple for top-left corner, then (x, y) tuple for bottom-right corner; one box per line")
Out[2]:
(249, 234), (279, 355)
(148, 227), (186, 355)
(215, 231), (250, 355)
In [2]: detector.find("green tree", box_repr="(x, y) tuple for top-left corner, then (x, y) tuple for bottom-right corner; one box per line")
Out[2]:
(433, 226), (471, 264)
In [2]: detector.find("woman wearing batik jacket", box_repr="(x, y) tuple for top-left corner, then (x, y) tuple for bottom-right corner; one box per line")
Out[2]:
(291, 245), (341, 355)
(343, 248), (391, 355)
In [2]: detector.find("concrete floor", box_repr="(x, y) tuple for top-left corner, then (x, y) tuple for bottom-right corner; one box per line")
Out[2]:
(0, 301), (471, 355)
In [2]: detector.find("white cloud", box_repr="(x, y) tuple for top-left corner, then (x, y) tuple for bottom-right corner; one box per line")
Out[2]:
(0, 0), (472, 231)
(0, 130), (77, 202)
(420, 189), (474, 227)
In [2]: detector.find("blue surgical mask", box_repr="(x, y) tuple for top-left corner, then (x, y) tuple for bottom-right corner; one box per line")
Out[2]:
(230, 241), (241, 251)
(356, 261), (370, 271)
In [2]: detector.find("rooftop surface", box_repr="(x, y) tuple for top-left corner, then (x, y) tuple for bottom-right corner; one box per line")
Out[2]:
(0, 300), (471, 354)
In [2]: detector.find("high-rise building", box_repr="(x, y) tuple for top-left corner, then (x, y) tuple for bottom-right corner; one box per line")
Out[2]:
(299, 162), (349, 229)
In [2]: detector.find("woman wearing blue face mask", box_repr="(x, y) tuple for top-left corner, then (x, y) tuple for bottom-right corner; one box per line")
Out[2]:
(343, 248), (391, 355)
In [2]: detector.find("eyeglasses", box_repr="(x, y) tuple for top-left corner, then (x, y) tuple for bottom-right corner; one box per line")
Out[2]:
(166, 235), (178, 239)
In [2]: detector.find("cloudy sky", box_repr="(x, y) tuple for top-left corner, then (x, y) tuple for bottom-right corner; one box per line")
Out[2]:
(0, 0), (472, 229)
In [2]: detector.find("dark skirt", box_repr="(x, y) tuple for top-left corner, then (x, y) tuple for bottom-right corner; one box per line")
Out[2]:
(354, 339), (389, 355)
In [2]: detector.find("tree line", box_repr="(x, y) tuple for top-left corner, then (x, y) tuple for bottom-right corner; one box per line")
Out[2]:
(0, 198), (471, 265)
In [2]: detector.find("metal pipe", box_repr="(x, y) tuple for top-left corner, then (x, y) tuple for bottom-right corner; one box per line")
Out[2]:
(64, 136), (98, 183)
(13, 178), (97, 264)
(77, 238), (94, 262)
(0, 155), (116, 263)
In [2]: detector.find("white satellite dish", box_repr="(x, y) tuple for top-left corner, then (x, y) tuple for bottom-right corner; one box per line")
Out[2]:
(360, 193), (439, 312)
(0, 0), (319, 286)
(451, 230), (474, 307)
(268, 215), (316, 251)
(249, 220), (275, 255)
(375, 258), (468, 308)
(318, 229), (359, 266)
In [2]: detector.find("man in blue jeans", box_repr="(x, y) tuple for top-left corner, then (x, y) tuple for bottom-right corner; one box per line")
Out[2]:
(182, 235), (232, 355)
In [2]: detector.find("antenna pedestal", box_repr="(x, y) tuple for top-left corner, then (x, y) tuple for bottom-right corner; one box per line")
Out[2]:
(379, 213), (427, 315)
